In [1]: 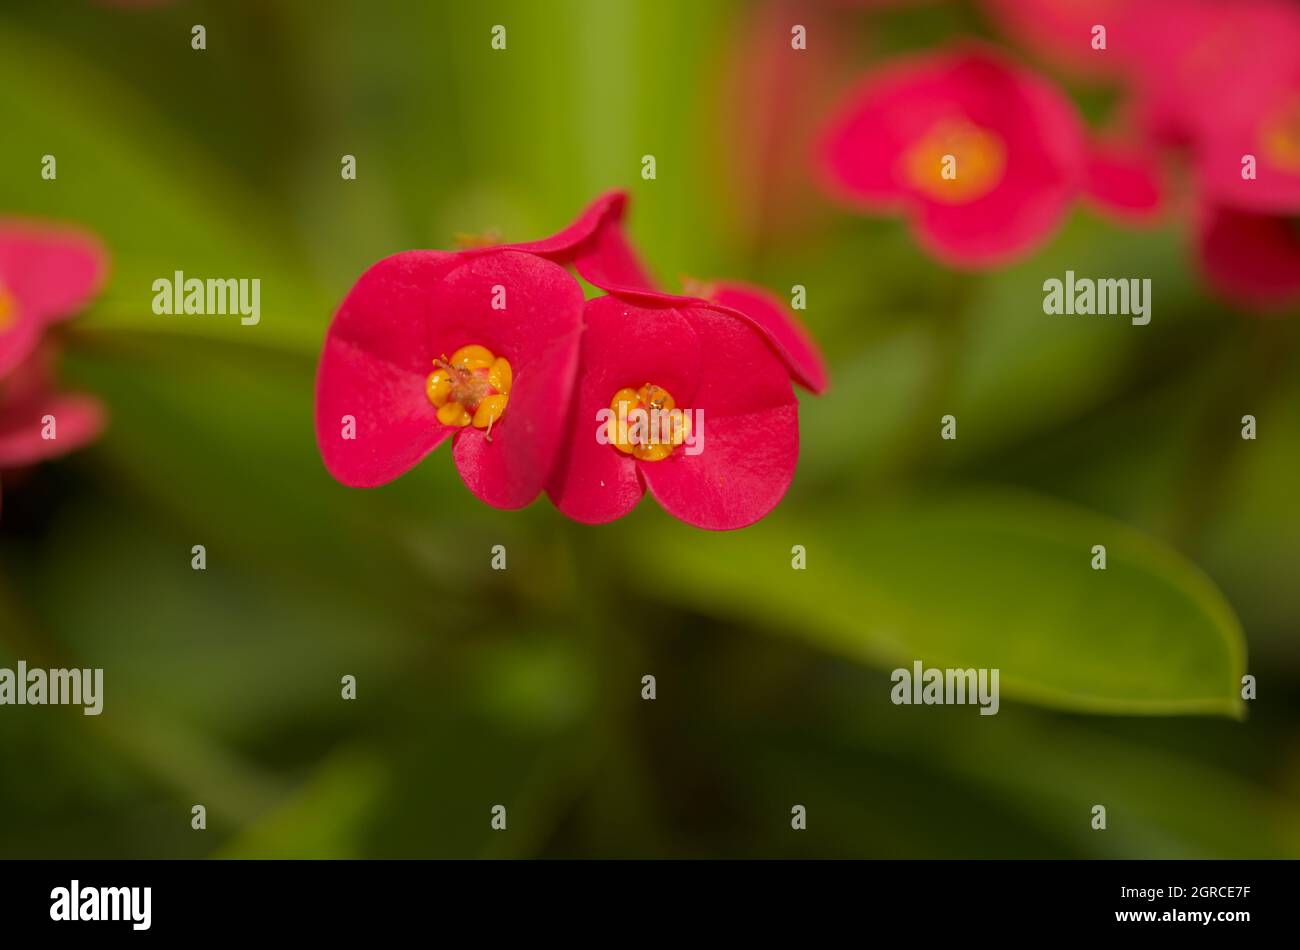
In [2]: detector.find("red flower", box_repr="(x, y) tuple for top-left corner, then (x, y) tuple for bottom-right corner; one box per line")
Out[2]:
(546, 294), (799, 530)
(816, 46), (1086, 267)
(318, 193), (825, 527)
(314, 194), (636, 508)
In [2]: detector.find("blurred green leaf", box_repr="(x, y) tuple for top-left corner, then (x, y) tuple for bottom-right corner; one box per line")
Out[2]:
(217, 749), (386, 859)
(0, 22), (327, 353)
(642, 489), (1245, 717)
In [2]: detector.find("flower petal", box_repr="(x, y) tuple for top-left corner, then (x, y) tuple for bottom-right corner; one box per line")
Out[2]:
(442, 252), (585, 509)
(707, 281), (828, 394)
(547, 296), (702, 524)
(0, 390), (105, 468)
(1196, 205), (1300, 310)
(314, 250), (460, 488)
(1083, 141), (1164, 224)
(0, 221), (108, 322)
(0, 306), (44, 380)
(816, 54), (951, 211)
(639, 306), (798, 530)
(572, 204), (660, 295)
(503, 190), (643, 271)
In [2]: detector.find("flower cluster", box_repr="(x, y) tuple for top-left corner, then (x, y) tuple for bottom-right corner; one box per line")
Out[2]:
(816, 0), (1300, 308)
(314, 192), (827, 530)
(0, 221), (107, 514)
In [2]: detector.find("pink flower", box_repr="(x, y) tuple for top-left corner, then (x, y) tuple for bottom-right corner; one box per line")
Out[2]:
(546, 294), (800, 530)
(0, 345), (106, 488)
(1189, 61), (1300, 216)
(0, 220), (109, 512)
(816, 45), (1086, 267)
(1196, 205), (1300, 310)
(1127, 0), (1300, 150)
(315, 194), (635, 508)
(979, 0), (1147, 81)
(0, 221), (107, 379)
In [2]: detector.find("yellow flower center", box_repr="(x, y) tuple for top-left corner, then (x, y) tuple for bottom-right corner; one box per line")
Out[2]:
(426, 344), (512, 438)
(1261, 97), (1300, 173)
(607, 383), (691, 462)
(901, 117), (1007, 204)
(0, 282), (15, 332)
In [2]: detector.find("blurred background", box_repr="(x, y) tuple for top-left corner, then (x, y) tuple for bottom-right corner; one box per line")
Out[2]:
(1, 0), (1298, 858)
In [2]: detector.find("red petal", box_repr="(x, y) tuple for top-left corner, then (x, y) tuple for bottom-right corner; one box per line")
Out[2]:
(572, 204), (660, 295)
(707, 281), (828, 394)
(314, 250), (460, 487)
(547, 296), (702, 524)
(1197, 205), (1300, 310)
(443, 253), (585, 508)
(504, 190), (622, 255)
(1083, 141), (1164, 224)
(639, 306), (798, 530)
(0, 306), (43, 380)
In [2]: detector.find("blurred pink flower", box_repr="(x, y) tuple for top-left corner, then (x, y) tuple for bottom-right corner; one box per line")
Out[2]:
(1196, 205), (1300, 310)
(0, 345), (106, 484)
(0, 220), (109, 513)
(0, 221), (107, 378)
(1119, 0), (1300, 307)
(979, 0), (1147, 80)
(816, 45), (1086, 267)
(1127, 0), (1300, 150)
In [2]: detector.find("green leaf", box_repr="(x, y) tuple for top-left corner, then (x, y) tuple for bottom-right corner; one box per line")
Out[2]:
(0, 23), (327, 354)
(642, 488), (1245, 717)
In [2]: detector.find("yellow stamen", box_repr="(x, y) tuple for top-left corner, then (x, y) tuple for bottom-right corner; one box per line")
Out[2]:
(607, 382), (691, 462)
(1261, 97), (1300, 173)
(901, 117), (1006, 204)
(0, 284), (15, 332)
(426, 343), (512, 436)
(450, 344), (494, 371)
(437, 402), (472, 427)
(488, 356), (512, 395)
(472, 394), (508, 430)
